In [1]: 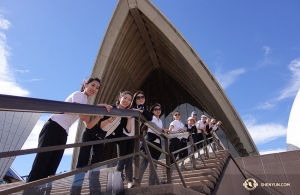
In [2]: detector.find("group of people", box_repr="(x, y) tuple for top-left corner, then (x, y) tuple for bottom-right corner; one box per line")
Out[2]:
(23, 77), (222, 195)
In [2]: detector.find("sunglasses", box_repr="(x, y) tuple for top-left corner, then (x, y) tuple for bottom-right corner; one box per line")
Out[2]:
(153, 108), (161, 111)
(136, 95), (145, 100)
(174, 114), (180, 116)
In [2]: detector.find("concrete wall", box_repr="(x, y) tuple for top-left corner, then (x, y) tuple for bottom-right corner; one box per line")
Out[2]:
(214, 159), (250, 195)
(235, 150), (300, 195)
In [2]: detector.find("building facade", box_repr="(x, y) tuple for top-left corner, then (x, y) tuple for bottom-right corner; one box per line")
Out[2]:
(71, 0), (258, 169)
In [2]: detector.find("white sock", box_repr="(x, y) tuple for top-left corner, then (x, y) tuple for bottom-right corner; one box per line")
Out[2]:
(128, 182), (133, 188)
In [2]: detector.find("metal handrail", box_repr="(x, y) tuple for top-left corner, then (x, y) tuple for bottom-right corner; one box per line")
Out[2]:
(0, 152), (140, 194)
(145, 140), (169, 156)
(139, 153), (170, 168)
(0, 94), (231, 193)
(0, 136), (139, 159)
(0, 94), (161, 192)
(0, 94), (140, 117)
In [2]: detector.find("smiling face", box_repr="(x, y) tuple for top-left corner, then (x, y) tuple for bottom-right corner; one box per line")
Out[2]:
(152, 106), (161, 117)
(83, 80), (100, 97)
(188, 118), (195, 125)
(119, 93), (133, 109)
(135, 93), (145, 105)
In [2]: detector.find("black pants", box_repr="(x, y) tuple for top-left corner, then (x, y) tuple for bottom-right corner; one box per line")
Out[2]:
(169, 138), (181, 164)
(206, 134), (213, 144)
(76, 131), (104, 168)
(179, 138), (188, 159)
(27, 119), (68, 182)
(191, 134), (198, 146)
(116, 134), (134, 182)
(139, 136), (162, 185)
(197, 133), (204, 149)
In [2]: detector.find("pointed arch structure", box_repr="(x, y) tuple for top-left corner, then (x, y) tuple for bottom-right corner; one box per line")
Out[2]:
(72, 0), (258, 169)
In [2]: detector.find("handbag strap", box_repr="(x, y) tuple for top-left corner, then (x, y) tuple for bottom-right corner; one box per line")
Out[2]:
(103, 117), (121, 138)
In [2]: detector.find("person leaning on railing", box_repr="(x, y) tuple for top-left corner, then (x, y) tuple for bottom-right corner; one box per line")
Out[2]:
(168, 110), (185, 165)
(196, 115), (207, 149)
(130, 91), (153, 122)
(123, 91), (152, 188)
(207, 119), (222, 146)
(185, 117), (197, 147)
(23, 77), (112, 195)
(70, 91), (133, 195)
(113, 91), (136, 188)
(139, 103), (169, 186)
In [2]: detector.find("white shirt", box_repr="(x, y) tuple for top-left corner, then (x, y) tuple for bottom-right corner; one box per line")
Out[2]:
(148, 115), (163, 135)
(196, 120), (206, 133)
(170, 120), (185, 139)
(50, 91), (87, 134)
(123, 118), (135, 136)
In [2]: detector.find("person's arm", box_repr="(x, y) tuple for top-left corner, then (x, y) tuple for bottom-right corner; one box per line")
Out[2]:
(126, 117), (132, 133)
(85, 115), (103, 129)
(142, 109), (153, 121)
(169, 125), (174, 132)
(79, 103), (112, 127)
(162, 127), (170, 133)
(100, 116), (117, 128)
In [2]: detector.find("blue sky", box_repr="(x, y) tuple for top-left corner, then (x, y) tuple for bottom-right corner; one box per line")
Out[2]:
(0, 0), (299, 176)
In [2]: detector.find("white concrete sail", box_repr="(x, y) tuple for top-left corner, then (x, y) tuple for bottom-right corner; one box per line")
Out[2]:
(287, 89), (300, 151)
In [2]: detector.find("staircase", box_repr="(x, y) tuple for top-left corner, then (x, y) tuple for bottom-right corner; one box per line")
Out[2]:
(0, 150), (231, 195)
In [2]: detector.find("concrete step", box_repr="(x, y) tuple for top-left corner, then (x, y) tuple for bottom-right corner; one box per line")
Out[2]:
(2, 150), (230, 195)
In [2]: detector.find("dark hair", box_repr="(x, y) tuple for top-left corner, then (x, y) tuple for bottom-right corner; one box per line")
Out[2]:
(149, 103), (162, 114)
(80, 77), (101, 92)
(130, 90), (146, 109)
(116, 91), (133, 109)
(172, 110), (180, 119)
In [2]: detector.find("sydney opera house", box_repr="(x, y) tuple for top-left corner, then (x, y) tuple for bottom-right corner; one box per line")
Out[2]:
(1, 0), (299, 195)
(71, 0), (259, 168)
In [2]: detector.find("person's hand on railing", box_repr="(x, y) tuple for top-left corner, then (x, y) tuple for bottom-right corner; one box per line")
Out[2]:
(97, 103), (113, 112)
(132, 108), (143, 113)
(216, 121), (222, 126)
(179, 128), (185, 133)
(162, 128), (170, 134)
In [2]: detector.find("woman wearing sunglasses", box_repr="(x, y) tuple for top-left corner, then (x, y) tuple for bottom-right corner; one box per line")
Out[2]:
(169, 111), (185, 164)
(131, 91), (153, 121)
(139, 103), (169, 186)
(115, 91), (152, 188)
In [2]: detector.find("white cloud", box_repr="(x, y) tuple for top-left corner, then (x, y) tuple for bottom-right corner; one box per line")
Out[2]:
(257, 45), (275, 68)
(262, 46), (270, 56)
(259, 148), (286, 155)
(21, 118), (46, 149)
(0, 14), (29, 96)
(14, 69), (29, 74)
(277, 58), (300, 100)
(215, 68), (246, 89)
(255, 101), (275, 110)
(22, 117), (79, 156)
(26, 78), (45, 82)
(0, 15), (10, 30)
(244, 115), (287, 145)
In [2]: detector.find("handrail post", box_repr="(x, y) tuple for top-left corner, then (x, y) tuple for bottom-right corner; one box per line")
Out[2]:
(141, 136), (160, 185)
(188, 134), (196, 169)
(133, 117), (141, 187)
(164, 137), (172, 184)
(170, 153), (187, 188)
(203, 133), (209, 158)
